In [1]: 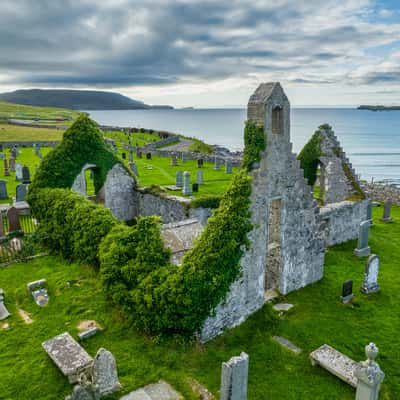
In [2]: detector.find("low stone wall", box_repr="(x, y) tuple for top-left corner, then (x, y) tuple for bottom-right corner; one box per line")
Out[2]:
(135, 188), (211, 224)
(362, 183), (400, 205)
(0, 141), (60, 147)
(143, 136), (179, 149)
(320, 200), (369, 247)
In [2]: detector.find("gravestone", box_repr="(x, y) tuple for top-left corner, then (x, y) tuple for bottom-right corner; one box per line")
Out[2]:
(355, 343), (384, 400)
(0, 180), (8, 200)
(214, 156), (220, 171)
(27, 279), (49, 306)
(225, 160), (232, 174)
(196, 169), (203, 185)
(220, 352), (249, 400)
(65, 384), (100, 400)
(361, 254), (380, 294)
(366, 201), (373, 224)
(192, 183), (199, 193)
(16, 184), (28, 202)
(381, 201), (392, 223)
(340, 280), (353, 303)
(197, 159), (204, 168)
(0, 288), (11, 320)
(10, 147), (17, 159)
(121, 152), (126, 160)
(128, 150), (133, 163)
(0, 144), (2, 152)
(136, 150), (142, 159)
(15, 163), (23, 181)
(181, 152), (187, 164)
(9, 157), (15, 172)
(146, 152), (152, 160)
(92, 348), (121, 396)
(171, 155), (178, 166)
(182, 171), (192, 195)
(22, 165), (31, 184)
(354, 221), (371, 257)
(176, 171), (183, 188)
(128, 162), (138, 176)
(3, 158), (9, 177)
(7, 207), (21, 233)
(0, 213), (5, 239)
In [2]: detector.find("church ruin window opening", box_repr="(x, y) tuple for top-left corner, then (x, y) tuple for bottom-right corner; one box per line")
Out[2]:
(271, 106), (283, 134)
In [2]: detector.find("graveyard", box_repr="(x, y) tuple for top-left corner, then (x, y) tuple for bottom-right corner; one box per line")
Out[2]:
(0, 205), (398, 399)
(0, 83), (399, 400)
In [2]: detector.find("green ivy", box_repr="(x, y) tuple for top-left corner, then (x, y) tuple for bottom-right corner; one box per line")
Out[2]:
(242, 121), (265, 171)
(28, 114), (122, 195)
(190, 195), (221, 209)
(298, 130), (322, 186)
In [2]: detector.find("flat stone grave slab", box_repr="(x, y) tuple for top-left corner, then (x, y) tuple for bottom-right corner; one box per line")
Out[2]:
(120, 381), (182, 400)
(309, 344), (358, 387)
(273, 336), (302, 354)
(273, 303), (294, 312)
(42, 332), (93, 384)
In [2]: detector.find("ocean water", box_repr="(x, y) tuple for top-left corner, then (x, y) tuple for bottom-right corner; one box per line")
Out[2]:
(87, 108), (400, 186)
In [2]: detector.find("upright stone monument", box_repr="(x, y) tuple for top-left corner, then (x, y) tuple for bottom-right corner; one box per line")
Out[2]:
(146, 152), (152, 160)
(182, 171), (192, 195)
(220, 352), (249, 400)
(361, 255), (380, 294)
(355, 343), (384, 400)
(196, 169), (203, 185)
(0, 213), (5, 240)
(16, 184), (28, 202)
(22, 165), (31, 184)
(181, 152), (187, 164)
(354, 221), (371, 257)
(366, 201), (373, 225)
(15, 164), (23, 181)
(225, 160), (232, 174)
(381, 201), (392, 223)
(0, 180), (8, 200)
(3, 159), (9, 177)
(214, 156), (220, 171)
(9, 157), (15, 172)
(340, 280), (353, 303)
(0, 288), (11, 320)
(7, 207), (21, 233)
(197, 159), (204, 168)
(176, 171), (183, 188)
(171, 155), (178, 166)
(92, 348), (121, 396)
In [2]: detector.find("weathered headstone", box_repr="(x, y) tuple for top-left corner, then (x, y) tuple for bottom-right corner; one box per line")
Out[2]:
(176, 171), (183, 188)
(214, 156), (220, 171)
(146, 152), (152, 160)
(7, 207), (21, 233)
(181, 152), (187, 164)
(355, 343), (384, 400)
(171, 154), (178, 166)
(0, 288), (11, 320)
(196, 169), (203, 185)
(192, 183), (199, 193)
(10, 147), (18, 159)
(366, 201), (373, 225)
(354, 220), (371, 257)
(340, 280), (353, 303)
(220, 352), (249, 400)
(381, 201), (392, 223)
(92, 348), (121, 396)
(27, 279), (49, 306)
(121, 152), (126, 160)
(197, 159), (204, 168)
(361, 254), (380, 294)
(182, 171), (192, 195)
(0, 144), (3, 152)
(65, 384), (100, 400)
(16, 184), (28, 202)
(225, 160), (232, 174)
(0, 180), (8, 200)
(9, 157), (15, 172)
(0, 213), (5, 240)
(136, 150), (142, 159)
(15, 163), (23, 181)
(22, 165), (31, 184)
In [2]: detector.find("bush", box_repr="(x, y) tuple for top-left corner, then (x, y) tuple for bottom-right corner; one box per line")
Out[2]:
(242, 121), (265, 171)
(297, 130), (322, 186)
(190, 195), (221, 209)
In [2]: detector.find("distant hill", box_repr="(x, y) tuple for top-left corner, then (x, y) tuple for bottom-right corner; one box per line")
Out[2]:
(0, 89), (173, 110)
(358, 105), (400, 111)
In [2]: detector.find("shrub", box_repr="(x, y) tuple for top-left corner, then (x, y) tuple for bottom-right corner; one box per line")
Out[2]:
(242, 121), (265, 171)
(190, 195), (221, 209)
(297, 130), (322, 186)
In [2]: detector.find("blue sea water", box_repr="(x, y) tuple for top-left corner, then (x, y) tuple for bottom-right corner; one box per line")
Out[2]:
(87, 108), (400, 186)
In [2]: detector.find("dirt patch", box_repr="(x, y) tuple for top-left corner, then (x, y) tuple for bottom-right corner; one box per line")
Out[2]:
(77, 320), (102, 331)
(17, 309), (33, 324)
(188, 378), (215, 400)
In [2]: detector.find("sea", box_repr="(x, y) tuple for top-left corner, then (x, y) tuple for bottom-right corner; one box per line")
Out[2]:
(86, 108), (400, 186)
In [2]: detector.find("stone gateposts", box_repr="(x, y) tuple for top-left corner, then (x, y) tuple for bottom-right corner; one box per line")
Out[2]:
(354, 221), (371, 257)
(381, 201), (392, 223)
(361, 255), (380, 294)
(355, 343), (384, 400)
(220, 352), (249, 400)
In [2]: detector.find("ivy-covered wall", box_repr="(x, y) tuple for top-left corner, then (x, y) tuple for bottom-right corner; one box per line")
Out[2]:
(297, 130), (322, 186)
(242, 121), (265, 171)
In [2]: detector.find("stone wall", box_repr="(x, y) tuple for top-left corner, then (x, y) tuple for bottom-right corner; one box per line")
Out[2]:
(0, 141), (60, 148)
(320, 200), (369, 246)
(362, 183), (400, 205)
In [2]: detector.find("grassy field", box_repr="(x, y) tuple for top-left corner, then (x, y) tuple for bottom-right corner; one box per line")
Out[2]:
(104, 130), (161, 148)
(0, 206), (398, 399)
(0, 124), (64, 142)
(0, 101), (79, 125)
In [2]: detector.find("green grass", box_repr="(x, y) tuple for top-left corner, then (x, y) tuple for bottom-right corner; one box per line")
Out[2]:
(0, 124), (64, 142)
(104, 130), (160, 148)
(0, 206), (398, 399)
(0, 147), (53, 204)
(0, 101), (79, 125)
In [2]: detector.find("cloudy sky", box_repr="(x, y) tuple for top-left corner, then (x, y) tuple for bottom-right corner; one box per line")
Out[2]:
(1, 0), (399, 107)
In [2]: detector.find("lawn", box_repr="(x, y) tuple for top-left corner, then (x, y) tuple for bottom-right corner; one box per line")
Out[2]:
(0, 206), (398, 399)
(0, 124), (64, 142)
